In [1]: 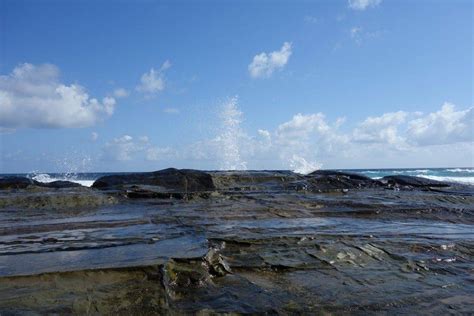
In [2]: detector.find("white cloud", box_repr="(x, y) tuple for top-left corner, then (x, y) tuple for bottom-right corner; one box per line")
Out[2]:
(348, 0), (382, 11)
(353, 111), (407, 146)
(248, 42), (292, 78)
(113, 88), (129, 98)
(101, 134), (178, 162)
(274, 113), (350, 166)
(257, 129), (271, 139)
(91, 132), (99, 141)
(163, 107), (180, 114)
(351, 104), (473, 148)
(136, 60), (171, 95)
(98, 102), (473, 170)
(0, 63), (116, 129)
(276, 113), (331, 147)
(146, 146), (177, 161)
(102, 135), (147, 161)
(407, 103), (473, 146)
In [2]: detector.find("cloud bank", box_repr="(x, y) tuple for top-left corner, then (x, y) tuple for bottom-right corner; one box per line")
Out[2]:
(0, 63), (116, 129)
(99, 102), (473, 170)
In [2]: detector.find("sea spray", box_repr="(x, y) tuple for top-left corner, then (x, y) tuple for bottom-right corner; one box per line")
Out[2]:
(28, 151), (95, 186)
(289, 154), (322, 174)
(217, 97), (247, 170)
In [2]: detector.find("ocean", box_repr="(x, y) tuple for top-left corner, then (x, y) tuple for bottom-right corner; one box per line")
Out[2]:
(3, 167), (474, 187)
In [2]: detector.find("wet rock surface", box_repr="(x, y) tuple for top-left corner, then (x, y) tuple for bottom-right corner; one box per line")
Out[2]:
(0, 169), (473, 314)
(382, 175), (450, 188)
(92, 168), (215, 192)
(0, 176), (82, 190)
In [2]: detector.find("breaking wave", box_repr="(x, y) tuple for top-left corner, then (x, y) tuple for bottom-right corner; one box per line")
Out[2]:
(30, 173), (95, 187)
(416, 175), (474, 185)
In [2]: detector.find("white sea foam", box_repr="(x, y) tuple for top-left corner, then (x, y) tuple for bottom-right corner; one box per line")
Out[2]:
(31, 173), (94, 187)
(417, 175), (474, 185)
(412, 169), (429, 173)
(399, 169), (430, 174)
(446, 168), (474, 173)
(290, 155), (322, 175)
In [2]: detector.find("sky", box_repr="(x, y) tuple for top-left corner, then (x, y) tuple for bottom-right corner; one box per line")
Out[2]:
(0, 0), (473, 173)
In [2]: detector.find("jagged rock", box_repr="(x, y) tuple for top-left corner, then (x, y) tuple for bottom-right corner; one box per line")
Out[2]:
(163, 248), (231, 297)
(382, 175), (450, 187)
(92, 168), (215, 192)
(204, 248), (232, 277)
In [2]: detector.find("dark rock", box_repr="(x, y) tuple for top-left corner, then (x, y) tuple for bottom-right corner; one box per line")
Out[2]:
(0, 187), (117, 209)
(211, 170), (302, 191)
(92, 168), (215, 192)
(0, 177), (35, 190)
(37, 180), (82, 188)
(163, 248), (231, 297)
(382, 175), (450, 188)
(306, 170), (381, 192)
(126, 188), (185, 200)
(309, 170), (373, 181)
(0, 177), (82, 190)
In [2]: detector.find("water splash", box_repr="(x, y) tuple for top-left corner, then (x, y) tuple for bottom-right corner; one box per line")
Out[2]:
(54, 152), (93, 179)
(28, 152), (95, 186)
(289, 154), (322, 175)
(217, 96), (247, 170)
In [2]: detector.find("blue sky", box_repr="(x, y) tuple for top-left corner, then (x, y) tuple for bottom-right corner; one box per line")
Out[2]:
(0, 0), (473, 173)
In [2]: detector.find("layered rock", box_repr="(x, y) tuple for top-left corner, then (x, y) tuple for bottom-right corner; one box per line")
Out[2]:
(382, 175), (450, 188)
(0, 176), (81, 190)
(0, 169), (472, 314)
(92, 168), (215, 192)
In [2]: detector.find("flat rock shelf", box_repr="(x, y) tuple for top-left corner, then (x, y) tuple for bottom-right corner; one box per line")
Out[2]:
(0, 169), (473, 314)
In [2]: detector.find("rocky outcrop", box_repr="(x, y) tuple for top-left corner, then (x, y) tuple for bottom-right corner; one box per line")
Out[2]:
(211, 171), (302, 191)
(36, 180), (82, 189)
(0, 177), (81, 190)
(0, 177), (36, 189)
(0, 170), (472, 314)
(382, 175), (450, 188)
(92, 168), (215, 192)
(309, 170), (374, 181)
(305, 170), (382, 192)
(0, 187), (116, 209)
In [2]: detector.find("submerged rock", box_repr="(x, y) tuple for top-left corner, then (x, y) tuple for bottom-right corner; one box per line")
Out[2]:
(92, 168), (215, 192)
